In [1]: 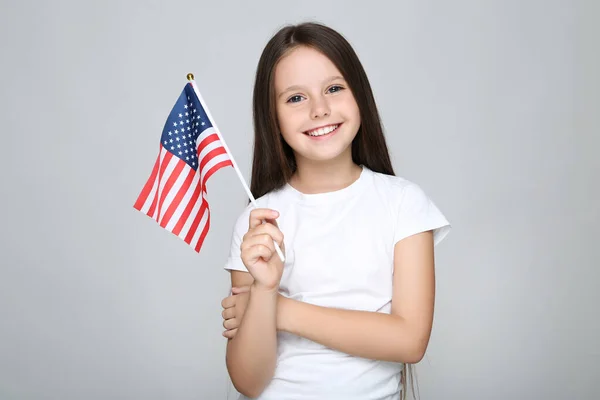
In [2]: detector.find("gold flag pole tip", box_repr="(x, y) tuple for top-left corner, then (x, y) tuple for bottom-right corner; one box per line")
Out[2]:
(187, 73), (195, 81)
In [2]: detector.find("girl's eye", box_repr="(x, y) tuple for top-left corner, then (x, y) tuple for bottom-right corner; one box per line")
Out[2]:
(287, 95), (304, 103)
(328, 85), (344, 93)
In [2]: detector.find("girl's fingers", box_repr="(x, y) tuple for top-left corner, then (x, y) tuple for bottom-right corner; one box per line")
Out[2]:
(245, 244), (273, 263)
(231, 286), (251, 294)
(249, 208), (280, 229)
(221, 295), (236, 309)
(223, 328), (238, 339)
(245, 223), (284, 247)
(241, 234), (276, 253)
(222, 308), (235, 320)
(223, 318), (239, 330)
(264, 217), (279, 228)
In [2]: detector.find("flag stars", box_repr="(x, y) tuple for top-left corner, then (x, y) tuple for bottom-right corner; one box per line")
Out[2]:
(158, 92), (216, 170)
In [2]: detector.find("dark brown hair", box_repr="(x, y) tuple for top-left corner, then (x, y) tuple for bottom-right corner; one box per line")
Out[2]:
(250, 21), (395, 199)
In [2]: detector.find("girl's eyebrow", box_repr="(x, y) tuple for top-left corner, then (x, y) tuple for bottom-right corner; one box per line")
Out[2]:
(278, 75), (345, 98)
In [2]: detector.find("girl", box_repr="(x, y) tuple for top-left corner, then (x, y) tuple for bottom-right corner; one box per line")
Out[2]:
(220, 22), (451, 400)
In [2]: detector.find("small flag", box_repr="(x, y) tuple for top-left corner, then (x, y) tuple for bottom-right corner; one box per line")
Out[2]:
(134, 82), (233, 252)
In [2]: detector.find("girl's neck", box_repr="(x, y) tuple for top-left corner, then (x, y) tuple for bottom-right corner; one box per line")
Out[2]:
(289, 155), (362, 195)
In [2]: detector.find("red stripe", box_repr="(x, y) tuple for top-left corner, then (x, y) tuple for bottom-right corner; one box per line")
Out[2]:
(194, 209), (211, 252)
(133, 154), (160, 211)
(147, 151), (173, 218)
(172, 181), (202, 236)
(159, 167), (195, 228)
(202, 160), (233, 189)
(197, 133), (220, 152)
(199, 147), (227, 173)
(184, 198), (209, 245)
(135, 132), (232, 253)
(156, 158), (186, 222)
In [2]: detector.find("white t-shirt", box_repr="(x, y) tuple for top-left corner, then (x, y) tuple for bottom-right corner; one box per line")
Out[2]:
(224, 165), (451, 400)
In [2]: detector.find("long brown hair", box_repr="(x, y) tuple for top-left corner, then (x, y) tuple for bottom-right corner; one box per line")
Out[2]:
(250, 21), (395, 199)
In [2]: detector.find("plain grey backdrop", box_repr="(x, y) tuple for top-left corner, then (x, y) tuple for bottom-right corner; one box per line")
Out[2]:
(1, 0), (597, 399)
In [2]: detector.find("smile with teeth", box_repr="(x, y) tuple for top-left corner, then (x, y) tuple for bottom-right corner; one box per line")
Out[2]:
(305, 124), (340, 137)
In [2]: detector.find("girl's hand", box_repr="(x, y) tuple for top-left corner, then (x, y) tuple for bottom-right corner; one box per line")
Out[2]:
(221, 286), (250, 339)
(240, 208), (285, 292)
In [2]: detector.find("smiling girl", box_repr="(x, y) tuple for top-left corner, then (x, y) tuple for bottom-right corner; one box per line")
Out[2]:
(221, 22), (451, 400)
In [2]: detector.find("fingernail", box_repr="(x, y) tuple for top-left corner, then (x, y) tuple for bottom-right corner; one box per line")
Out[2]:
(272, 210), (279, 217)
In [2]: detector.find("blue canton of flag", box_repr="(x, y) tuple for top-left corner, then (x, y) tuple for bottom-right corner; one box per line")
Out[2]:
(161, 85), (213, 169)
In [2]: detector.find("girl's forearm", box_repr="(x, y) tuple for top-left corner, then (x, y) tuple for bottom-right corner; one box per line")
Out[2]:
(226, 286), (278, 398)
(278, 296), (428, 364)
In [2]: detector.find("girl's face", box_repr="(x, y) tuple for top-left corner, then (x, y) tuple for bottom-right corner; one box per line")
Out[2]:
(274, 45), (361, 165)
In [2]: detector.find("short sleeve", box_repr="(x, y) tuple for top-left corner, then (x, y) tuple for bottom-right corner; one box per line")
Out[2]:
(394, 183), (451, 246)
(223, 206), (251, 272)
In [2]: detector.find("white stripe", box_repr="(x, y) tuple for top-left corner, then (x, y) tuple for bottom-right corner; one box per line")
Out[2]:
(189, 192), (210, 249)
(158, 163), (193, 223)
(177, 194), (203, 240)
(200, 152), (231, 181)
(173, 154), (229, 239)
(164, 172), (200, 232)
(197, 139), (223, 165)
(140, 177), (158, 214)
(140, 148), (167, 214)
(196, 126), (217, 145)
(151, 153), (179, 220)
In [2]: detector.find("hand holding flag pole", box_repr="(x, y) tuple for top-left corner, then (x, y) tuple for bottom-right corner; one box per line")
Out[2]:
(186, 74), (285, 262)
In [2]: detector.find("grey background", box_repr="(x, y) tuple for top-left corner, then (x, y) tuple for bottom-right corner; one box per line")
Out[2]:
(1, 0), (597, 399)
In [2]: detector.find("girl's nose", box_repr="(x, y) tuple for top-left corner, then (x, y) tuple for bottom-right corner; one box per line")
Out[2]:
(310, 96), (330, 119)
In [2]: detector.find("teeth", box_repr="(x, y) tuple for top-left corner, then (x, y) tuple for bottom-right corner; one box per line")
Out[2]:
(307, 124), (338, 136)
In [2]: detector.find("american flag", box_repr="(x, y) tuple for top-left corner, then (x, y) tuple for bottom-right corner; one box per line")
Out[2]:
(134, 83), (233, 252)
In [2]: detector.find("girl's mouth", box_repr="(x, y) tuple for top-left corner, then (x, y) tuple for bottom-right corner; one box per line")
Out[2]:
(303, 123), (342, 138)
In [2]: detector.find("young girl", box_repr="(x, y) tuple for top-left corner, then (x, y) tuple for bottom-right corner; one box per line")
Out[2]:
(220, 22), (451, 400)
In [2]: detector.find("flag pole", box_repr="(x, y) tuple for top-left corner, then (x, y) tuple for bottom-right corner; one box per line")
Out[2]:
(186, 73), (285, 263)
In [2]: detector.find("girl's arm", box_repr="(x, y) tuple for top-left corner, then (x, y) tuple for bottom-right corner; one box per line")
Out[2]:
(278, 231), (436, 364)
(225, 271), (278, 398)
